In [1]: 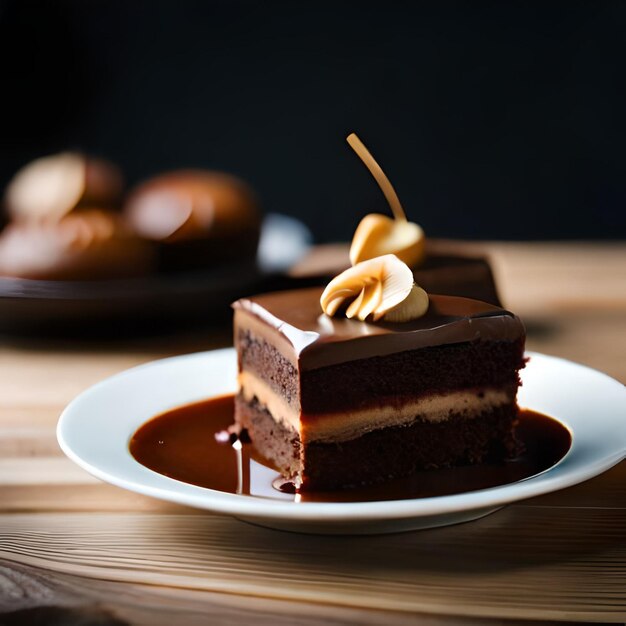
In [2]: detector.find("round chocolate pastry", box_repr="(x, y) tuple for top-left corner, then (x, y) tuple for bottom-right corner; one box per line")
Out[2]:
(4, 152), (123, 222)
(124, 170), (261, 271)
(0, 209), (155, 280)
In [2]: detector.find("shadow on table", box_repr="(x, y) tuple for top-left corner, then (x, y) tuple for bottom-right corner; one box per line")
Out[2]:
(202, 505), (626, 576)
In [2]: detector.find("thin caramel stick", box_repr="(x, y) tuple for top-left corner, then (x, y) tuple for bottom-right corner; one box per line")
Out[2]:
(346, 133), (407, 221)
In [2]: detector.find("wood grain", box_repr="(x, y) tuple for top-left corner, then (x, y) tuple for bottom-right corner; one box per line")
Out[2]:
(1, 242), (625, 624)
(1, 562), (572, 626)
(1, 508), (625, 622)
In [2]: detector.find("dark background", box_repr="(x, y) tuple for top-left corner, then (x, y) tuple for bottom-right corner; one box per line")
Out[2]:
(1, 0), (625, 242)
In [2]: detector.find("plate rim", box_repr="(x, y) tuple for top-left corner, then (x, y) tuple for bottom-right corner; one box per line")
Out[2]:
(57, 349), (626, 522)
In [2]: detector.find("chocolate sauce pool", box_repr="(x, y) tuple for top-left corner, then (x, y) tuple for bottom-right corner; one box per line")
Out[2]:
(129, 395), (571, 503)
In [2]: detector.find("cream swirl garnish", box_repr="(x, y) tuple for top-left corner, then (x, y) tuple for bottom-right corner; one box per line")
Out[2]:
(320, 254), (429, 322)
(346, 133), (425, 268)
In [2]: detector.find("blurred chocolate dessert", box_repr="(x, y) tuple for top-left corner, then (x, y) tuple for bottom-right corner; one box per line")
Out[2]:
(124, 170), (261, 271)
(0, 209), (155, 280)
(4, 152), (123, 222)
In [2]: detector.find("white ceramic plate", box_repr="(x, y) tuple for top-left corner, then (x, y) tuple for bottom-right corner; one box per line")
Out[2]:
(57, 350), (626, 534)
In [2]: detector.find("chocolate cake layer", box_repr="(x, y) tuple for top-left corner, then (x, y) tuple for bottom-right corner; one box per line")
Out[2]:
(236, 327), (300, 409)
(238, 328), (525, 415)
(235, 393), (520, 490)
(235, 394), (301, 478)
(233, 289), (523, 371)
(301, 339), (524, 414)
(302, 402), (520, 490)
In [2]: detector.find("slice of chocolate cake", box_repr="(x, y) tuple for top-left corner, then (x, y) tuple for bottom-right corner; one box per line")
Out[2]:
(233, 287), (526, 490)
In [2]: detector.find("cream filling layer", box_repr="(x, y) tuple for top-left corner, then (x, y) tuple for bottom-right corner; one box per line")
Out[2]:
(238, 371), (514, 444)
(238, 371), (301, 432)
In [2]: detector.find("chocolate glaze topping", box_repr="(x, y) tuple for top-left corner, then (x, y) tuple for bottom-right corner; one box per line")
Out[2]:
(233, 287), (525, 371)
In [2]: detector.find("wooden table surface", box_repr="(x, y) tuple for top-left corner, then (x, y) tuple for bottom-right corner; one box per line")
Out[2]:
(1, 242), (625, 625)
